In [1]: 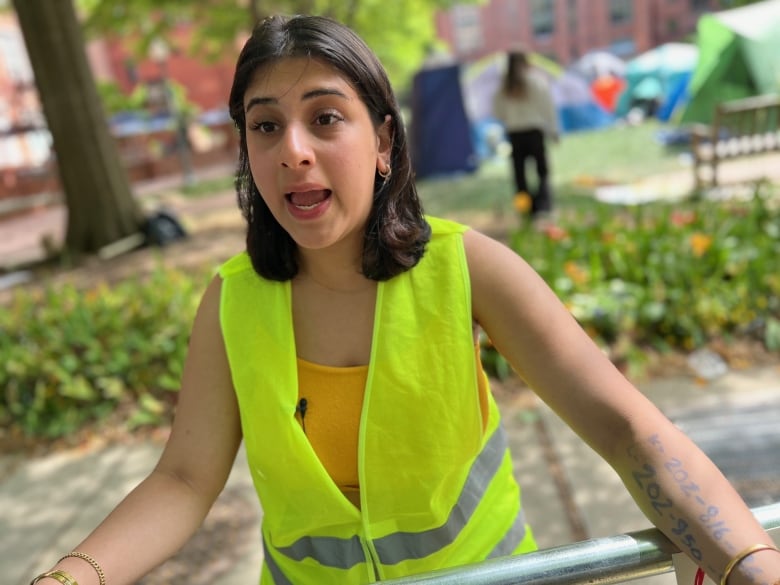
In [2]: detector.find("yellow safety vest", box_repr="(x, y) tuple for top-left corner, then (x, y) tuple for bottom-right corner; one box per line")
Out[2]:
(219, 216), (536, 584)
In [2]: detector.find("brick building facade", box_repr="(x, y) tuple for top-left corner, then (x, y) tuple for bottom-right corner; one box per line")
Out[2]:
(435, 0), (723, 65)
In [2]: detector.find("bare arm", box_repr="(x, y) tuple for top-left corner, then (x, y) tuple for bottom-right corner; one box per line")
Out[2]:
(37, 275), (243, 585)
(465, 229), (780, 585)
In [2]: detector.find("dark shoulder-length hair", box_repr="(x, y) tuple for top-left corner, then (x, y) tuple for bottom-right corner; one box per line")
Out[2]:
(227, 14), (430, 281)
(503, 49), (530, 97)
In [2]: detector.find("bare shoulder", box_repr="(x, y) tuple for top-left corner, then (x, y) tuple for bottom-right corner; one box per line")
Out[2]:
(462, 228), (552, 317)
(184, 273), (231, 394)
(197, 273), (223, 321)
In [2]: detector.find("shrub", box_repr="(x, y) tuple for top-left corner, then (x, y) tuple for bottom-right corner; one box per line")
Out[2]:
(0, 265), (213, 439)
(483, 187), (780, 378)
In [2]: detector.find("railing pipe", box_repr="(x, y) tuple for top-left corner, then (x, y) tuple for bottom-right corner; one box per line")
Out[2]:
(382, 502), (780, 585)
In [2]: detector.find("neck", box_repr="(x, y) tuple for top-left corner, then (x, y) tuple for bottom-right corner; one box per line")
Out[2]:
(296, 247), (372, 293)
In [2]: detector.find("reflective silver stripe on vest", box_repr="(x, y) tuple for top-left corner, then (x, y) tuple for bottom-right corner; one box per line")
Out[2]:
(488, 507), (527, 559)
(272, 425), (511, 570)
(263, 537), (294, 585)
(275, 534), (366, 569)
(374, 424), (510, 565)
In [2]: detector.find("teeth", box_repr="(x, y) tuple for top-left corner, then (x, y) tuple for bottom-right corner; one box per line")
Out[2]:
(294, 203), (319, 211)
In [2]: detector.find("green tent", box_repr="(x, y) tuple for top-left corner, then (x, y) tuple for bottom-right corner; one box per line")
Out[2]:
(680, 0), (780, 124)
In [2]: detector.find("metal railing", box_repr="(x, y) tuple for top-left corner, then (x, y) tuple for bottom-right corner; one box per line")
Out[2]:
(383, 502), (780, 585)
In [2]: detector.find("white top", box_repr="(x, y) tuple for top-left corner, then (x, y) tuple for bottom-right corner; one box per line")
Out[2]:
(492, 70), (559, 137)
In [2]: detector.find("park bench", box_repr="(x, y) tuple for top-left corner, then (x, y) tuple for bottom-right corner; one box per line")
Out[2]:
(690, 93), (780, 190)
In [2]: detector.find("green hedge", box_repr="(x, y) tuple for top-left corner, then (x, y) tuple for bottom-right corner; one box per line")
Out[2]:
(0, 265), (213, 439)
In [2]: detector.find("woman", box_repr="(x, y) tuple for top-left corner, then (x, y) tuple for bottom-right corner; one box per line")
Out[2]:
(493, 49), (559, 217)
(31, 15), (779, 585)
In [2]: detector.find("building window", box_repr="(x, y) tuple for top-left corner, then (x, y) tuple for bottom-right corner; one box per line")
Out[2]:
(692, 0), (710, 10)
(531, 0), (555, 36)
(609, 0), (633, 24)
(451, 5), (483, 53)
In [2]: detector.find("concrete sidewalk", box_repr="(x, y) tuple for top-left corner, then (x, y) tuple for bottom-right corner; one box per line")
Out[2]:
(3, 364), (779, 585)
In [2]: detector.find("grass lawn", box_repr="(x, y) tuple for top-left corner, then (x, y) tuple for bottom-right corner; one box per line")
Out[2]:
(416, 120), (692, 218)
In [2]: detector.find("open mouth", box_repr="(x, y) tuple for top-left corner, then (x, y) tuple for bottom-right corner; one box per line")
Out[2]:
(286, 189), (331, 210)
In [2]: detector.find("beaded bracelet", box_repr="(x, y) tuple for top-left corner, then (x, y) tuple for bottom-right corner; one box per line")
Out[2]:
(58, 552), (106, 585)
(30, 569), (78, 585)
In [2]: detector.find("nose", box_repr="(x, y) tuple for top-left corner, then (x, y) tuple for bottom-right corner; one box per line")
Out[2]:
(279, 123), (313, 168)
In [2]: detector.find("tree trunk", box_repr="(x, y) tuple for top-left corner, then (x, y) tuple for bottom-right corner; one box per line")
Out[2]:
(12, 0), (144, 257)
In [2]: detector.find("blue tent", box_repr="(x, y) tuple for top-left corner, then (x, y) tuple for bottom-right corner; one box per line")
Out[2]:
(551, 70), (615, 132)
(656, 70), (693, 122)
(410, 64), (477, 179)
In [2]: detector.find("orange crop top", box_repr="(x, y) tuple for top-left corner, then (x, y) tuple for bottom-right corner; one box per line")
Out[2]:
(295, 344), (489, 508)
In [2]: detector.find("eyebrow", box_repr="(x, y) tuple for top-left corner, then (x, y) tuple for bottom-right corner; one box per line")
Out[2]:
(245, 87), (351, 113)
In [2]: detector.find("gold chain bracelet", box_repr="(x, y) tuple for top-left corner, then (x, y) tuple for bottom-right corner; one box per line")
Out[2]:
(58, 552), (106, 585)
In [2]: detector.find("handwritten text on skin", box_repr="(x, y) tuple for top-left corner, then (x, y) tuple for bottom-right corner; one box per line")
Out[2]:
(627, 434), (767, 584)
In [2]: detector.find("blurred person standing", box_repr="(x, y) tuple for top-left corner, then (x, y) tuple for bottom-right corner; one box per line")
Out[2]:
(493, 49), (559, 218)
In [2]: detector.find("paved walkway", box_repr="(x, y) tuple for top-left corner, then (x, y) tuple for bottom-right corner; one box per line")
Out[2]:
(3, 364), (779, 585)
(594, 151), (780, 204)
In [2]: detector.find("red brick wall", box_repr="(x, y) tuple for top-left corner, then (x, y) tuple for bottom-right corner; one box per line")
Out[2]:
(435, 0), (723, 65)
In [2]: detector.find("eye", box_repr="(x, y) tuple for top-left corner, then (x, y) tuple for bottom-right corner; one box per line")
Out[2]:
(314, 111), (344, 126)
(248, 120), (278, 134)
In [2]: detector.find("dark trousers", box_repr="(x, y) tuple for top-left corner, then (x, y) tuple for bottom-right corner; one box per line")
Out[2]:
(507, 129), (552, 215)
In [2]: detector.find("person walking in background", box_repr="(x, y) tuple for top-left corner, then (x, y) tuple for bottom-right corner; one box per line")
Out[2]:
(493, 49), (559, 219)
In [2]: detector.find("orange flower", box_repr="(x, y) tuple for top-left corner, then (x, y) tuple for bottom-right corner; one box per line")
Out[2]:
(513, 192), (532, 214)
(689, 232), (713, 257)
(564, 261), (589, 285)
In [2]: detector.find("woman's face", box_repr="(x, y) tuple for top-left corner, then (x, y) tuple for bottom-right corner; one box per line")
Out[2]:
(243, 57), (392, 256)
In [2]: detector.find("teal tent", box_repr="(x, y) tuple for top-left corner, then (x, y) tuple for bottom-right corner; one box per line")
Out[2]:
(680, 0), (780, 124)
(616, 43), (699, 117)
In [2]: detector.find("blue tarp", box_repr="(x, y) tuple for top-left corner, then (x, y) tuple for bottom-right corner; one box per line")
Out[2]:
(410, 64), (477, 179)
(558, 103), (614, 132)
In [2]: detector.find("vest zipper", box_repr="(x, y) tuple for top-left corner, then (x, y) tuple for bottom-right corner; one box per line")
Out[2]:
(360, 535), (381, 582)
(359, 283), (383, 581)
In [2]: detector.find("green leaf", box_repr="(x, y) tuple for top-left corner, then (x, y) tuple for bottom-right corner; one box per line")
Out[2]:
(60, 376), (98, 401)
(766, 318), (780, 352)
